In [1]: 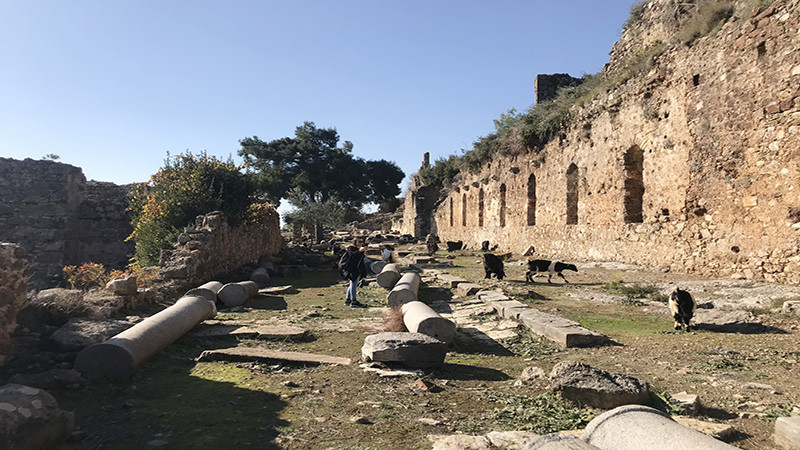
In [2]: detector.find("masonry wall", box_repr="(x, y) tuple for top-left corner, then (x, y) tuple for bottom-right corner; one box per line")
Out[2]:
(0, 244), (29, 364)
(409, 0), (800, 283)
(0, 158), (134, 288)
(159, 209), (285, 286)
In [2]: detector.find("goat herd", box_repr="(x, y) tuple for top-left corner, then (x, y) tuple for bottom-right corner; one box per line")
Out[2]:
(454, 237), (697, 332)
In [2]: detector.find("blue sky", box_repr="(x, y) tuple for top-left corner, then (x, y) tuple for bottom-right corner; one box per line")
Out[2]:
(1, 1), (635, 195)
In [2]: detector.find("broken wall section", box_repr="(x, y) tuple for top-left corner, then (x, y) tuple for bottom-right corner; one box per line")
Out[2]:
(0, 158), (133, 289)
(159, 209), (285, 287)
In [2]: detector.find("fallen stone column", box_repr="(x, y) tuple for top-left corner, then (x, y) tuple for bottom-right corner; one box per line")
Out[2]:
(387, 272), (421, 307)
(74, 295), (217, 380)
(377, 263), (401, 289)
(581, 405), (737, 450)
(401, 301), (455, 344)
(185, 281), (224, 303)
(250, 267), (270, 288)
(217, 281), (259, 307)
(369, 259), (387, 274)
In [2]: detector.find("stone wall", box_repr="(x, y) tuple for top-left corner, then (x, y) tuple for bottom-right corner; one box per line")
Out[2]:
(404, 0), (800, 283)
(0, 158), (133, 288)
(0, 244), (29, 364)
(159, 209), (284, 286)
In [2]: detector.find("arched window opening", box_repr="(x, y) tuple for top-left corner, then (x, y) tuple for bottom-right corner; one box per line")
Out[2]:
(623, 146), (644, 223)
(462, 193), (467, 227)
(499, 184), (507, 227)
(449, 197), (454, 227)
(566, 163), (579, 225)
(527, 174), (536, 226)
(478, 188), (485, 227)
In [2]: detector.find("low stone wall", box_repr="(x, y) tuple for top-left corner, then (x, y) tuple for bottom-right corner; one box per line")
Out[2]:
(0, 244), (29, 364)
(159, 210), (284, 286)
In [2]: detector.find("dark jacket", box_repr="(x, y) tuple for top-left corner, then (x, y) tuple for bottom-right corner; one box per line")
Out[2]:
(339, 245), (367, 281)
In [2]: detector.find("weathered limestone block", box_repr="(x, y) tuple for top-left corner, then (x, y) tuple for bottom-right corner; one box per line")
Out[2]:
(401, 301), (456, 344)
(185, 281), (224, 303)
(74, 295), (216, 380)
(775, 416), (800, 449)
(105, 275), (138, 296)
(377, 263), (402, 289)
(429, 434), (491, 450)
(783, 300), (800, 317)
(361, 332), (446, 368)
(436, 273), (470, 288)
(518, 309), (606, 348)
(488, 299), (529, 320)
(0, 384), (74, 449)
(582, 405), (738, 450)
(550, 362), (649, 409)
(456, 283), (484, 297)
(49, 318), (134, 351)
(387, 273), (421, 307)
(671, 391), (701, 415)
(217, 281), (259, 307)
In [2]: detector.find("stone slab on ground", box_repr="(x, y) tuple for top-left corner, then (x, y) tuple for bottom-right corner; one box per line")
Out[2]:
(436, 273), (470, 288)
(359, 363), (422, 378)
(259, 285), (293, 294)
(487, 299), (529, 320)
(193, 324), (307, 340)
(477, 290), (510, 302)
(674, 417), (736, 441)
(774, 416), (800, 449)
(197, 347), (351, 365)
(524, 433), (599, 449)
(362, 332), (447, 368)
(517, 309), (607, 348)
(457, 283), (484, 296)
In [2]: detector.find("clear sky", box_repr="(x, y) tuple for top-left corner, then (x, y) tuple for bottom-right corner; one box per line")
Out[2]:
(1, 1), (635, 194)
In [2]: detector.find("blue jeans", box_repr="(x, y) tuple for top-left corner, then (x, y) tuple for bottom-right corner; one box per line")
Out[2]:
(347, 278), (359, 300)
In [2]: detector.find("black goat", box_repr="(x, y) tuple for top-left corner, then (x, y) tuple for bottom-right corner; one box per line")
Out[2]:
(446, 240), (464, 251)
(482, 253), (505, 280)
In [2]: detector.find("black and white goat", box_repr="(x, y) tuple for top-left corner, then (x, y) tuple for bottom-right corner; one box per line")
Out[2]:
(668, 288), (696, 331)
(525, 259), (578, 283)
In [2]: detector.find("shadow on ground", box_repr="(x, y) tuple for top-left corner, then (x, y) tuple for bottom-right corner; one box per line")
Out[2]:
(429, 363), (511, 382)
(58, 337), (288, 449)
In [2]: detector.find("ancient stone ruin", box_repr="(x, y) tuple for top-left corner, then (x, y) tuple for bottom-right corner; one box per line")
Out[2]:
(0, 158), (133, 289)
(400, 1), (800, 283)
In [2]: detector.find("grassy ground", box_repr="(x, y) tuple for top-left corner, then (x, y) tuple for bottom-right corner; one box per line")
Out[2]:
(54, 249), (799, 449)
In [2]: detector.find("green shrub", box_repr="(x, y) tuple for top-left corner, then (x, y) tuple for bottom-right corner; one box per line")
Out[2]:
(128, 151), (256, 266)
(624, 1), (648, 30)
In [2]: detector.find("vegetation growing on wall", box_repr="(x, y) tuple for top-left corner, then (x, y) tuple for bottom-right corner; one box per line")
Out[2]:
(415, 0), (765, 191)
(127, 152), (256, 266)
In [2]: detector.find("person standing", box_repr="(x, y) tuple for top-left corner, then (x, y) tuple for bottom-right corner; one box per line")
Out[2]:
(339, 236), (368, 308)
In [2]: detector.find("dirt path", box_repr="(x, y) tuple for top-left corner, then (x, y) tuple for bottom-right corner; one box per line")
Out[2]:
(56, 251), (799, 449)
